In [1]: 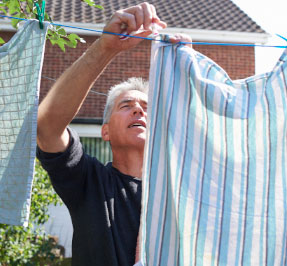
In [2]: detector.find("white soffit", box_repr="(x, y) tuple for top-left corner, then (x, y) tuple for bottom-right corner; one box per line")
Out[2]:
(0, 20), (270, 44)
(0, 19), (17, 31)
(161, 28), (270, 44)
(58, 22), (270, 44)
(69, 123), (102, 138)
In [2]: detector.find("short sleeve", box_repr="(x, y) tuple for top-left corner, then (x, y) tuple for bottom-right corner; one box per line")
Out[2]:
(36, 127), (87, 207)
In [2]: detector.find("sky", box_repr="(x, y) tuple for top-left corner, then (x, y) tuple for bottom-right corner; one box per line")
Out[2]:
(231, 0), (287, 75)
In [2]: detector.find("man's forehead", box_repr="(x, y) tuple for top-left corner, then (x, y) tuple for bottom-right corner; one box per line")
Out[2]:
(116, 90), (148, 104)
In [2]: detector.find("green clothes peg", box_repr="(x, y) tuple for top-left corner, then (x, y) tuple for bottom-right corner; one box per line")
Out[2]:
(35, 1), (45, 29)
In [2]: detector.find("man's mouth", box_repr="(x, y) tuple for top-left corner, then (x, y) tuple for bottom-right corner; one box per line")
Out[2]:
(128, 121), (146, 128)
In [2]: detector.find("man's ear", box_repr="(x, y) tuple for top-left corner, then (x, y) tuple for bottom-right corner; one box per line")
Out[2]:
(101, 124), (110, 141)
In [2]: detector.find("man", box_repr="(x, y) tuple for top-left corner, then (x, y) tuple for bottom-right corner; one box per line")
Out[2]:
(37, 3), (190, 265)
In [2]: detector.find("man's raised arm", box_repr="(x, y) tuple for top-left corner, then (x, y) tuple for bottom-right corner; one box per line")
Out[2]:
(37, 2), (166, 153)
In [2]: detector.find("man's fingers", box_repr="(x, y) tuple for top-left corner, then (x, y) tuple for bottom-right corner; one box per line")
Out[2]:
(169, 34), (193, 48)
(134, 29), (153, 39)
(150, 4), (167, 29)
(117, 3), (166, 33)
(134, 7), (145, 30)
(111, 11), (137, 33)
(119, 5), (145, 32)
(141, 3), (153, 30)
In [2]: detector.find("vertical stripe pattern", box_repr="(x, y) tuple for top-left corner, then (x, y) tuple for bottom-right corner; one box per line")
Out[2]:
(138, 38), (287, 266)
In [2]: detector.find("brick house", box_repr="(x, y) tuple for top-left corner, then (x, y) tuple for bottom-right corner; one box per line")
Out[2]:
(1, 0), (268, 156)
(0, 0), (269, 258)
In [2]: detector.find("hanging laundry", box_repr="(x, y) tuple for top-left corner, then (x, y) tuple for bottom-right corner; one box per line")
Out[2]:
(0, 20), (49, 226)
(138, 36), (287, 265)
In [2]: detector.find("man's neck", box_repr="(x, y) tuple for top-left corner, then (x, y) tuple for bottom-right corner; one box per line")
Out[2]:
(112, 149), (144, 178)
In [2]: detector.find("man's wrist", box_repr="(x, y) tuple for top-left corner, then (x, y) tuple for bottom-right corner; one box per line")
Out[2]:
(89, 37), (121, 61)
(79, 38), (120, 78)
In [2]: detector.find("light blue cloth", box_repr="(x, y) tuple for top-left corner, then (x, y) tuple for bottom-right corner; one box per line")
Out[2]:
(0, 20), (48, 226)
(138, 36), (287, 265)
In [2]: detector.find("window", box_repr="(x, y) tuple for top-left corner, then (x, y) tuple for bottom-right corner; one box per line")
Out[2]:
(80, 137), (112, 164)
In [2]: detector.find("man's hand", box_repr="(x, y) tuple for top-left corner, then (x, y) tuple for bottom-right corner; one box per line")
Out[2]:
(169, 34), (193, 48)
(97, 2), (167, 54)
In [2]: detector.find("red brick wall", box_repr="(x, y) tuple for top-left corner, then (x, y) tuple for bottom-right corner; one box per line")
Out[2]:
(40, 35), (152, 119)
(194, 43), (255, 80)
(1, 32), (255, 119)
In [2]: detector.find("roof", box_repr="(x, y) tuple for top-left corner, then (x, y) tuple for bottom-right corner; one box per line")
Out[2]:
(45, 0), (265, 33)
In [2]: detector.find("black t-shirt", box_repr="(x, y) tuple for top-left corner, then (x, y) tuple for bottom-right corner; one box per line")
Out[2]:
(37, 128), (142, 266)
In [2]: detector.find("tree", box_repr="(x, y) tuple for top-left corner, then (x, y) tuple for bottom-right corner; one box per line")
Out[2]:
(0, 0), (103, 51)
(0, 160), (66, 265)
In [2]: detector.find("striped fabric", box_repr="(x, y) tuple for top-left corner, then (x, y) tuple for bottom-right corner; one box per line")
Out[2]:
(138, 37), (287, 266)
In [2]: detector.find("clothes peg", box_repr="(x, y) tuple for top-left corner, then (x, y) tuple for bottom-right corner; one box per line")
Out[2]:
(35, 1), (45, 29)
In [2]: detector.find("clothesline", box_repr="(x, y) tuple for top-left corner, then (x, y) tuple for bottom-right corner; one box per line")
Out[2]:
(42, 76), (107, 96)
(0, 14), (287, 49)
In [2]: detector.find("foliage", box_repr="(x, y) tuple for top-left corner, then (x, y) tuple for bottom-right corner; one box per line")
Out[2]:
(0, 160), (65, 265)
(81, 0), (103, 9)
(0, 0), (103, 51)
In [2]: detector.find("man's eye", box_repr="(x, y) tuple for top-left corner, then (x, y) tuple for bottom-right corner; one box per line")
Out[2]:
(120, 105), (129, 109)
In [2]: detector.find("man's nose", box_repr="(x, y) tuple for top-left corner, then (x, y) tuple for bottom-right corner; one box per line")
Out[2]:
(132, 104), (145, 115)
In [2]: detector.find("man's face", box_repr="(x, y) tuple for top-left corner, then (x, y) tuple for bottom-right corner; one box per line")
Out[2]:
(102, 90), (148, 151)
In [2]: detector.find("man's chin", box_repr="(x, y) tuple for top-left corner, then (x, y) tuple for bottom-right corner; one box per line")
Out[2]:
(132, 134), (146, 147)
(137, 132), (146, 141)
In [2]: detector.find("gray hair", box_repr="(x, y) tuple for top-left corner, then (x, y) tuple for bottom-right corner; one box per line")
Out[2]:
(103, 77), (149, 124)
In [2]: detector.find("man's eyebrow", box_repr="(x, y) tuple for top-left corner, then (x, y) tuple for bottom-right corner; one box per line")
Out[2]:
(117, 99), (133, 107)
(117, 98), (147, 107)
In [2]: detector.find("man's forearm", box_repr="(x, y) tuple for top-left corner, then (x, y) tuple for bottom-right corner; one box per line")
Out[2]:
(37, 39), (118, 152)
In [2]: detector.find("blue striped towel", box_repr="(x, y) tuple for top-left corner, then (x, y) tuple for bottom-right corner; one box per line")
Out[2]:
(138, 36), (287, 265)
(0, 20), (49, 226)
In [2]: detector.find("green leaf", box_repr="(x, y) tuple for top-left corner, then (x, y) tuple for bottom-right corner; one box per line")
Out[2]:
(82, 0), (103, 9)
(0, 37), (5, 44)
(65, 39), (77, 48)
(19, 12), (25, 18)
(25, 5), (31, 13)
(44, 12), (53, 22)
(57, 28), (66, 36)
(25, 0), (33, 13)
(67, 33), (80, 41)
(94, 4), (103, 10)
(81, 0), (95, 7)
(47, 30), (60, 41)
(68, 33), (86, 43)
(54, 39), (66, 52)
(0, 8), (7, 14)
(8, 0), (20, 14)
(26, 0), (33, 5)
(49, 35), (59, 42)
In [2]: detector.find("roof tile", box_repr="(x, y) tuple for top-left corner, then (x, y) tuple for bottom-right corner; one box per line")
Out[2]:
(4, 0), (266, 33)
